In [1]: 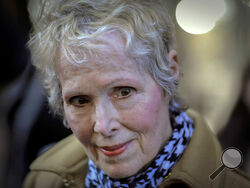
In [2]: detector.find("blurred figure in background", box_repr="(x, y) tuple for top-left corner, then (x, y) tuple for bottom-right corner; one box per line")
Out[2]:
(0, 0), (29, 187)
(0, 1), (72, 188)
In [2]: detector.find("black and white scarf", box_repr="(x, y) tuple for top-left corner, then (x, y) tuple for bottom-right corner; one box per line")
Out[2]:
(85, 107), (194, 188)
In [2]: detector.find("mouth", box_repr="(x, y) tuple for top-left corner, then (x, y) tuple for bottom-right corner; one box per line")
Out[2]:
(99, 141), (132, 157)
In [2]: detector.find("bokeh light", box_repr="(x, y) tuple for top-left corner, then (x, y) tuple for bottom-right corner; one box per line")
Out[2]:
(176, 0), (226, 34)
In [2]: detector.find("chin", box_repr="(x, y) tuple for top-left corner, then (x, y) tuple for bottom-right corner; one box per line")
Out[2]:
(104, 165), (138, 179)
(106, 170), (132, 179)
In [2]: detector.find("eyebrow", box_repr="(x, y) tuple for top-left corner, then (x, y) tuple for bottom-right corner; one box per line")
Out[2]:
(102, 78), (140, 88)
(63, 78), (140, 98)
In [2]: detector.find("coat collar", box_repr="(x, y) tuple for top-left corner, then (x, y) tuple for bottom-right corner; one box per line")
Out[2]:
(160, 109), (223, 188)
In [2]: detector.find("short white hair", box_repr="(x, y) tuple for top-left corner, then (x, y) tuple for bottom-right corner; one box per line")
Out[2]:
(28, 0), (178, 126)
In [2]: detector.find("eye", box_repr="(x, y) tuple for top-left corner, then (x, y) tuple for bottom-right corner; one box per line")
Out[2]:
(68, 96), (90, 107)
(114, 87), (135, 98)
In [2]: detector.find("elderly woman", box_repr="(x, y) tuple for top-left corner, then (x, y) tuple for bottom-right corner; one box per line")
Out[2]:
(24, 0), (250, 187)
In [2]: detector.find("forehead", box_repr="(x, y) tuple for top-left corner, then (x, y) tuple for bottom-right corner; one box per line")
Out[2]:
(56, 32), (144, 81)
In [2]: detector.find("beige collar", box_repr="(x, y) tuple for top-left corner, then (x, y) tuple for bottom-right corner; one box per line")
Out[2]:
(160, 109), (223, 188)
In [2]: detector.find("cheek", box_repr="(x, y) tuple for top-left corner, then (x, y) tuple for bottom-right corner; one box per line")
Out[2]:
(124, 88), (163, 132)
(65, 109), (92, 144)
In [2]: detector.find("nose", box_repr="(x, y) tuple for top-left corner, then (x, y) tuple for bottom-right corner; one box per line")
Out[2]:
(93, 99), (120, 137)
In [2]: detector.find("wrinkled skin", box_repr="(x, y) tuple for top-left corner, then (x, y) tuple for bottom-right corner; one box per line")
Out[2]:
(56, 33), (178, 178)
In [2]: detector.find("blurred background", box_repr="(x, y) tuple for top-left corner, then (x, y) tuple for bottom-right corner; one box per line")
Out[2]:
(0, 0), (249, 187)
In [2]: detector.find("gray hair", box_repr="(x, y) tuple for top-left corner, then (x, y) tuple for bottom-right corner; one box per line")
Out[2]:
(27, 0), (178, 127)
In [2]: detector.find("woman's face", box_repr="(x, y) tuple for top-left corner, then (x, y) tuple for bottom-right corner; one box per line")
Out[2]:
(56, 33), (173, 178)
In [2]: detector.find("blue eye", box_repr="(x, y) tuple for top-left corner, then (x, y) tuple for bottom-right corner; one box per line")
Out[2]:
(69, 96), (90, 107)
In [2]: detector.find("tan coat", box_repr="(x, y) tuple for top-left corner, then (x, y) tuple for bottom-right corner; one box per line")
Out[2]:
(23, 110), (250, 188)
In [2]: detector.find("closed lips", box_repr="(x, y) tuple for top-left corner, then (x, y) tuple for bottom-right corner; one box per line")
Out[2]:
(100, 142), (129, 151)
(99, 141), (131, 156)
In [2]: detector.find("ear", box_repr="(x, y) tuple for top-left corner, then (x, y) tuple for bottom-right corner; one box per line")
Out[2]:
(168, 49), (179, 77)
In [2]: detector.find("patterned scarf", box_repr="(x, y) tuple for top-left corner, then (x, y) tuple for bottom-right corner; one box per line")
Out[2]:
(85, 107), (194, 188)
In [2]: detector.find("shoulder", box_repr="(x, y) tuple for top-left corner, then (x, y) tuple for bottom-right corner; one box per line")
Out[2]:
(161, 109), (250, 188)
(222, 169), (250, 188)
(23, 135), (88, 188)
